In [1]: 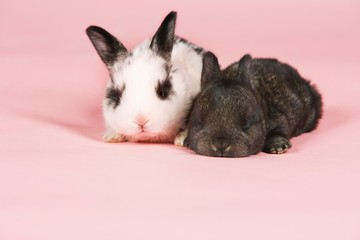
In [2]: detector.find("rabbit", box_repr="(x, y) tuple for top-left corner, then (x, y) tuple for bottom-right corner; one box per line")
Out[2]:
(175, 52), (323, 157)
(86, 11), (204, 143)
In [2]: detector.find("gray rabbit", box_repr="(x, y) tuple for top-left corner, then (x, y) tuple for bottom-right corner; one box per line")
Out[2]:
(175, 52), (323, 157)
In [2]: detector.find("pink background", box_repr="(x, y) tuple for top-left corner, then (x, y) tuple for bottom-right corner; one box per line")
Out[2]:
(1, 0), (360, 239)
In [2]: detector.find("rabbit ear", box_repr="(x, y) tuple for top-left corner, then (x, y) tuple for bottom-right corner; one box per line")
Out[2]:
(201, 51), (222, 89)
(150, 11), (177, 60)
(86, 26), (128, 66)
(236, 54), (253, 89)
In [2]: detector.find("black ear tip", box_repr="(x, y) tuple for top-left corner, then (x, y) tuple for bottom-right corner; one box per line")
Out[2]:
(166, 11), (177, 20)
(203, 51), (219, 64)
(204, 51), (217, 58)
(239, 54), (252, 65)
(85, 26), (94, 35)
(86, 25), (103, 36)
(86, 25), (98, 32)
(161, 11), (177, 27)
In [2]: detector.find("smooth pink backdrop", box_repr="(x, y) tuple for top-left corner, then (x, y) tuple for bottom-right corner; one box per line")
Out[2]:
(1, 0), (360, 239)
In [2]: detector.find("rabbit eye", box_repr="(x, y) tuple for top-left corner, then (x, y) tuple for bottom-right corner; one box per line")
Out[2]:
(106, 85), (125, 108)
(242, 121), (252, 131)
(156, 77), (174, 100)
(242, 111), (260, 131)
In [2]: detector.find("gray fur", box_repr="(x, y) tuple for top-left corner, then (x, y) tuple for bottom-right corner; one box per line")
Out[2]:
(185, 52), (323, 157)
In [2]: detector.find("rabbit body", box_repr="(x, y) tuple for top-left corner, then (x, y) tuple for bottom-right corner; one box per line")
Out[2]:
(180, 52), (323, 157)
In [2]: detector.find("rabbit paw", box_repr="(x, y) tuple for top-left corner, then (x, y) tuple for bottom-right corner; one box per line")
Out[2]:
(174, 129), (188, 147)
(263, 135), (292, 154)
(103, 130), (126, 143)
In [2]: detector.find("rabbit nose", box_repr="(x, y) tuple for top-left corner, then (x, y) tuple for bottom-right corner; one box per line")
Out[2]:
(135, 115), (149, 129)
(213, 136), (231, 154)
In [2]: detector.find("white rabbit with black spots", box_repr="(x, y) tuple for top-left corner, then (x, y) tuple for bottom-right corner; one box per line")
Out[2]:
(86, 12), (204, 143)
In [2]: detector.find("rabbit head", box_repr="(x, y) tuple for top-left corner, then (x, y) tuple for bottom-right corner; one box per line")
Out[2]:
(186, 52), (266, 157)
(86, 12), (199, 143)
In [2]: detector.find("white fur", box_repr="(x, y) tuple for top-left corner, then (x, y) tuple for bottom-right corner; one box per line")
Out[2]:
(103, 38), (203, 143)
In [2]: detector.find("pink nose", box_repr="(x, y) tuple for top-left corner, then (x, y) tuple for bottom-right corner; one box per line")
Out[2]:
(135, 115), (149, 129)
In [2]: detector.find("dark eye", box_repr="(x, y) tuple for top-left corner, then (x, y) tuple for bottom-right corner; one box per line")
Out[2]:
(106, 85), (125, 108)
(242, 111), (261, 131)
(242, 120), (252, 131)
(156, 77), (174, 100)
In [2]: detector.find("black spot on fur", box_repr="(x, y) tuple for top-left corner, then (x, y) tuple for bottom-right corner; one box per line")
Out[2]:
(156, 77), (174, 100)
(164, 63), (172, 75)
(106, 86), (125, 108)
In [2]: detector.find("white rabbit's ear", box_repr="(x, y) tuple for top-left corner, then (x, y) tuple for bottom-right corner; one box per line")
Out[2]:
(150, 11), (177, 60)
(201, 51), (222, 89)
(86, 26), (128, 66)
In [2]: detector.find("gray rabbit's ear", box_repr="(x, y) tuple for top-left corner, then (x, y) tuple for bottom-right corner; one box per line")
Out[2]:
(150, 11), (177, 60)
(236, 54), (253, 89)
(86, 26), (128, 67)
(201, 51), (222, 89)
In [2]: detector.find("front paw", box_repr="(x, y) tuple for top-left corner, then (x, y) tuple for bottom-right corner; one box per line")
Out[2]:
(174, 129), (188, 147)
(103, 130), (126, 143)
(263, 135), (292, 154)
